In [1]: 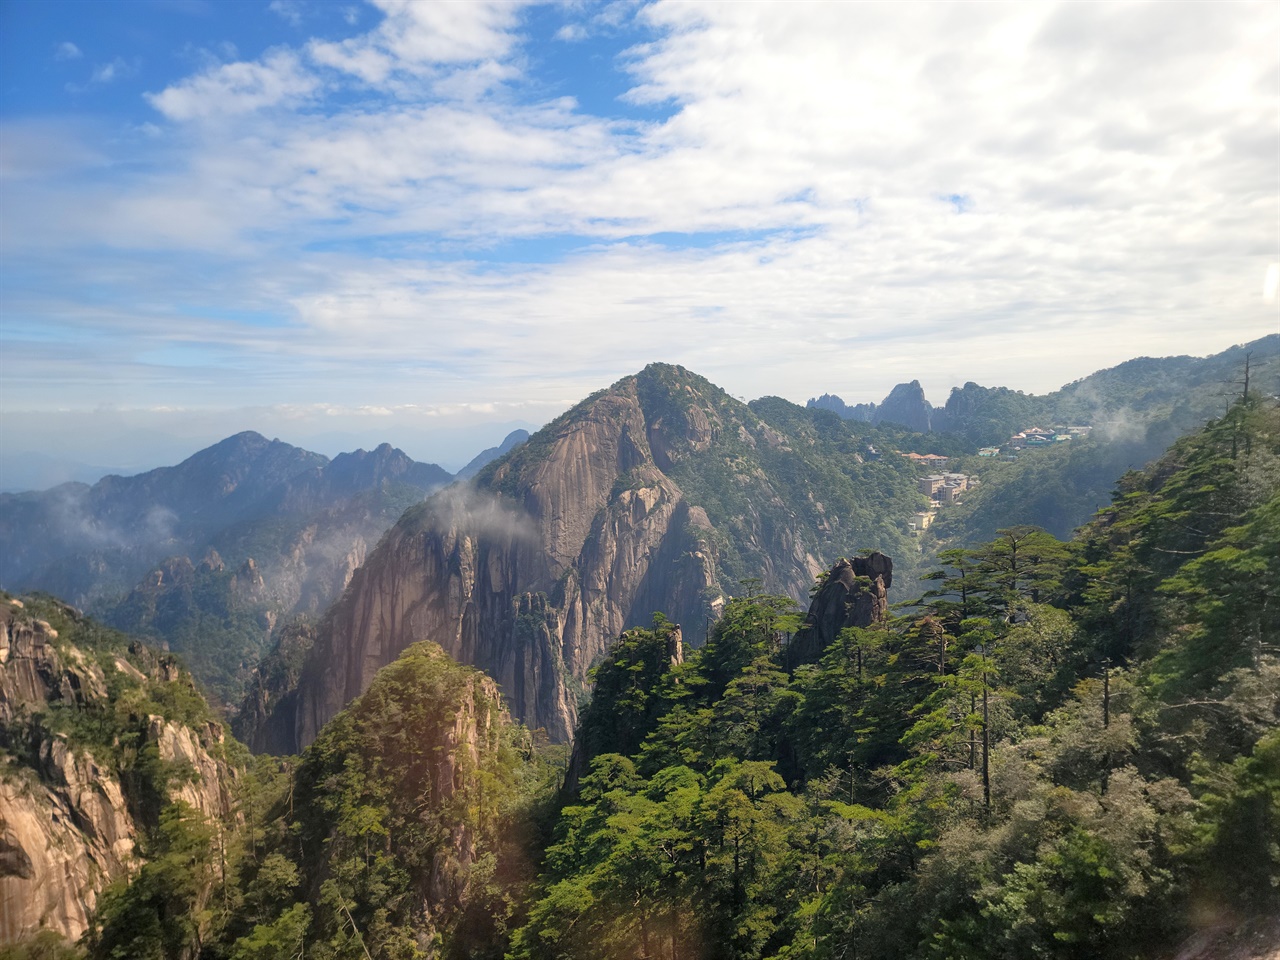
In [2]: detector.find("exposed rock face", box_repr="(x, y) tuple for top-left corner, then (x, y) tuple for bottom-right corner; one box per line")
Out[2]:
(0, 598), (237, 946)
(874, 381), (934, 432)
(286, 377), (727, 747)
(234, 620), (318, 754)
(786, 553), (893, 668)
(263, 365), (851, 751)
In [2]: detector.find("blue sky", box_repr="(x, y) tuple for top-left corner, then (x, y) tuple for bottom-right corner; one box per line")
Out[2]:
(1, 1), (1277, 486)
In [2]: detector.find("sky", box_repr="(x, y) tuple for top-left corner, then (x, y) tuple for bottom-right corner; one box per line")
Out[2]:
(1, 0), (1278, 487)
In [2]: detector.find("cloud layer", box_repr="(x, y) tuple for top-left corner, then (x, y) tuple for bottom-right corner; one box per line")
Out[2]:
(2, 0), (1277, 467)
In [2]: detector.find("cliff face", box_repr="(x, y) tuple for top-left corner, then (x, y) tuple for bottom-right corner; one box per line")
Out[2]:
(262, 366), (856, 751)
(287, 376), (728, 747)
(874, 380), (934, 433)
(0, 597), (237, 946)
(786, 553), (893, 668)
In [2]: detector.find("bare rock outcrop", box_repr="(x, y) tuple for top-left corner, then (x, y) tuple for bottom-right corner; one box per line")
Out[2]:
(785, 553), (893, 668)
(257, 364), (927, 753)
(289, 376), (726, 747)
(0, 598), (237, 946)
(274, 367), (835, 752)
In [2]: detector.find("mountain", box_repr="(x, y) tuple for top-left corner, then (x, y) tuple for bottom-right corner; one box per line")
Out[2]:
(247, 363), (926, 751)
(454, 428), (531, 480)
(0, 594), (238, 946)
(8, 394), (1276, 960)
(806, 380), (934, 431)
(809, 334), (1280, 445)
(0, 431), (327, 604)
(805, 337), (1280, 545)
(808, 393), (876, 421)
(507, 396), (1280, 960)
(875, 380), (935, 432)
(271, 441), (453, 513)
(0, 432), (456, 705)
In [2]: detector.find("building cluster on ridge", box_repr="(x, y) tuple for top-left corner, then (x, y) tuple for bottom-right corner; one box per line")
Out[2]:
(909, 471), (974, 532)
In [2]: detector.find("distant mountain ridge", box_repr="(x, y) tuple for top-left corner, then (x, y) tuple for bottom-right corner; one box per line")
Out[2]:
(455, 428), (531, 480)
(0, 431), (452, 603)
(808, 335), (1279, 444)
(0, 431), (459, 703)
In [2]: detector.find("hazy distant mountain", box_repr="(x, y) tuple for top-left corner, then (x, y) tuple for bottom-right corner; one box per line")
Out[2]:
(809, 334), (1279, 444)
(0, 432), (456, 704)
(244, 363), (926, 750)
(813, 336), (1280, 546)
(0, 432), (326, 601)
(454, 429), (530, 480)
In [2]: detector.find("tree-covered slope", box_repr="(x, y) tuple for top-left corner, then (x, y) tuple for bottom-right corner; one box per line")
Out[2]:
(186, 643), (547, 960)
(510, 394), (1280, 960)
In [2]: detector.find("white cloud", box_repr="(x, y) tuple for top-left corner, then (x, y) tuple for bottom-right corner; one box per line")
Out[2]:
(268, 0), (304, 27)
(90, 57), (135, 84)
(0, 120), (105, 180)
(6, 0), (1278, 431)
(555, 23), (588, 42)
(145, 49), (319, 120)
(369, 0), (525, 65)
(54, 42), (82, 62)
(65, 56), (140, 93)
(306, 0), (529, 95)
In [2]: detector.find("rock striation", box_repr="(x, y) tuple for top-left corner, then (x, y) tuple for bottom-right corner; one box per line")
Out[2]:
(259, 364), (875, 751)
(0, 597), (237, 946)
(282, 376), (729, 747)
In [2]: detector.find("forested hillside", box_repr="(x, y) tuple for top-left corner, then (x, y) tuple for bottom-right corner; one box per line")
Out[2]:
(3, 395), (1275, 960)
(511, 394), (1279, 960)
(825, 337), (1279, 547)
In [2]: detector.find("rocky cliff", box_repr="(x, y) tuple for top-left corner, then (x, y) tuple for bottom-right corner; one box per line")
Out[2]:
(254, 364), (928, 751)
(280, 374), (730, 747)
(0, 596), (238, 946)
(873, 381), (935, 432)
(785, 553), (893, 668)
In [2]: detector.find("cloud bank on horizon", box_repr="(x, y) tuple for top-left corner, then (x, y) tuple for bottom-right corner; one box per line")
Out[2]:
(1, 0), (1277, 466)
